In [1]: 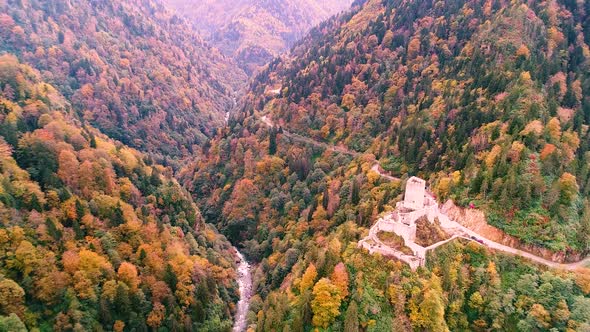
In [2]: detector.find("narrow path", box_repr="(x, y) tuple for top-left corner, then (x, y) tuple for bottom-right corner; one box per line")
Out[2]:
(232, 249), (252, 332)
(259, 114), (590, 271)
(371, 164), (399, 181)
(261, 115), (397, 178)
(262, 115), (360, 157)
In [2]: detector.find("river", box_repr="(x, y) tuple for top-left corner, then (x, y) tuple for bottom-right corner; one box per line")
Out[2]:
(232, 249), (252, 332)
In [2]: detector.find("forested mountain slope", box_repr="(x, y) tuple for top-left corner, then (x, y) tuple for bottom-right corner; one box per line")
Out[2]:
(242, 0), (590, 253)
(0, 55), (239, 331)
(163, 0), (353, 74)
(179, 0), (590, 330)
(0, 0), (246, 159)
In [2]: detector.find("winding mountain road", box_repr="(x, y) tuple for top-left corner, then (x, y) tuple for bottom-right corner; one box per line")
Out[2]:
(262, 115), (361, 157)
(434, 210), (590, 271)
(370, 164), (399, 181)
(259, 113), (590, 271)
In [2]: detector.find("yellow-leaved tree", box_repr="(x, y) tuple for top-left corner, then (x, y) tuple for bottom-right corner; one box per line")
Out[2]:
(311, 278), (341, 328)
(299, 263), (317, 293)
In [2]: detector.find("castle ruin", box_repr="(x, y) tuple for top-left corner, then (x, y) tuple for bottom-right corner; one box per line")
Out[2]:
(359, 176), (443, 269)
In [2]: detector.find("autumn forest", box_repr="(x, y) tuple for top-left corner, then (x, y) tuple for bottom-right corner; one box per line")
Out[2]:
(1, 0), (590, 331)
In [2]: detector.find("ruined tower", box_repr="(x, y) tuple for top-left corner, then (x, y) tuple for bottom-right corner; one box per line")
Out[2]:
(403, 177), (426, 210)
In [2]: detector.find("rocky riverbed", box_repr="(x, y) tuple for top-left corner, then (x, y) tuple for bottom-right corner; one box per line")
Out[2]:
(232, 249), (252, 332)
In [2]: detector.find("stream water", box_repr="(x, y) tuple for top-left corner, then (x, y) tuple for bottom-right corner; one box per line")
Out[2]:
(232, 249), (252, 332)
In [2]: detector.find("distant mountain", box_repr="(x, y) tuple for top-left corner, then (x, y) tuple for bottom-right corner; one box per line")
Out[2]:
(163, 0), (354, 74)
(0, 0), (246, 159)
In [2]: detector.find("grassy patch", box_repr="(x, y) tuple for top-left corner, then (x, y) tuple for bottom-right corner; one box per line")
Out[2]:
(377, 231), (413, 255)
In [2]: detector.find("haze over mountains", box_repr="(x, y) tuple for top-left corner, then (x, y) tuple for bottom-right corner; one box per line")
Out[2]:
(1, 0), (590, 331)
(163, 0), (354, 73)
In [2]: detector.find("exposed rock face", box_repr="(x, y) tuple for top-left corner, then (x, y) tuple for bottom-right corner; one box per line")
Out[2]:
(441, 201), (584, 263)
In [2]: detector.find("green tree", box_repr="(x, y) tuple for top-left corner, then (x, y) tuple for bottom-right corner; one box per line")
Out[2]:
(344, 301), (359, 332)
(351, 179), (360, 205)
(269, 129), (277, 155)
(45, 217), (62, 241)
(572, 297), (590, 324)
(0, 313), (26, 332)
(111, 202), (125, 227)
(577, 200), (590, 251)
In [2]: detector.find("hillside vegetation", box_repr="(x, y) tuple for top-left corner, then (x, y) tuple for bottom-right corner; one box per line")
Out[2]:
(180, 0), (590, 330)
(0, 55), (238, 331)
(242, 0), (590, 253)
(0, 0), (246, 159)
